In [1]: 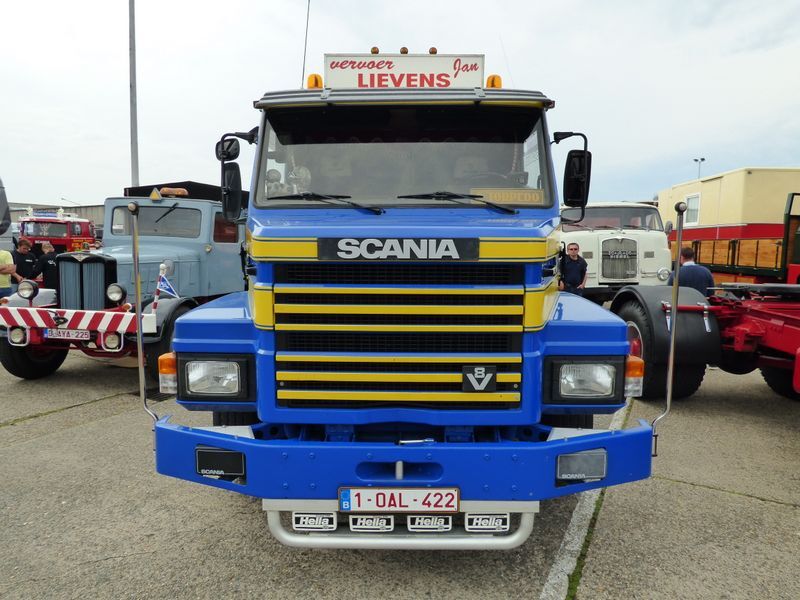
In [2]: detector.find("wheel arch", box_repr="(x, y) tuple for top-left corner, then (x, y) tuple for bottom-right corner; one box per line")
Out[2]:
(611, 285), (721, 365)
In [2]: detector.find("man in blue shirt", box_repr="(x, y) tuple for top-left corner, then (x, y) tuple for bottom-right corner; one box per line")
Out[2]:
(559, 242), (588, 296)
(668, 247), (715, 296)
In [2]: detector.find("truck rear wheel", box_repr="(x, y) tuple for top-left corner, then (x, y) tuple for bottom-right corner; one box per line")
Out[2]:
(760, 366), (800, 401)
(0, 342), (69, 380)
(213, 412), (259, 426)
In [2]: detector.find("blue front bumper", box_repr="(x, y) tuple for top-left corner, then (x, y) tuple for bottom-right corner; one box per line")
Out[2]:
(154, 418), (652, 501)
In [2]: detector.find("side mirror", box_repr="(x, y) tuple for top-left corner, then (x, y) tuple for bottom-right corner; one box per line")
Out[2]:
(664, 221), (674, 235)
(563, 149), (592, 208)
(216, 138), (241, 162)
(221, 162), (243, 221)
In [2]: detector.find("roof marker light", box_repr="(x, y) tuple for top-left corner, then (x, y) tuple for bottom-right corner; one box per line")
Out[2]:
(400, 47), (408, 54)
(429, 47), (438, 55)
(486, 74), (503, 88)
(370, 46), (379, 54)
(307, 73), (323, 89)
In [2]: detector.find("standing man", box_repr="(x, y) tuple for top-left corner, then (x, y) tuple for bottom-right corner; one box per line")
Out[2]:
(559, 242), (588, 296)
(10, 238), (36, 291)
(0, 245), (15, 299)
(668, 247), (715, 296)
(33, 242), (59, 290)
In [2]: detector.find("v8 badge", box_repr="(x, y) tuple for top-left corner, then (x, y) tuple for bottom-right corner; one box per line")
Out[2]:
(462, 366), (497, 392)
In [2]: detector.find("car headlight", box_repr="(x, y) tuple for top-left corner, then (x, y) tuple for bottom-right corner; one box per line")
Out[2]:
(657, 267), (670, 281)
(560, 364), (616, 397)
(17, 280), (39, 300)
(186, 361), (241, 395)
(106, 283), (127, 303)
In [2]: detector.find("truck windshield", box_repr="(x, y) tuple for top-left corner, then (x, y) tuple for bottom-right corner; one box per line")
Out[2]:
(256, 104), (551, 208)
(22, 222), (69, 237)
(562, 206), (664, 231)
(110, 206), (202, 238)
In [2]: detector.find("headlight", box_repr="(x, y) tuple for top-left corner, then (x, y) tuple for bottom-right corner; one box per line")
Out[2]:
(657, 267), (670, 281)
(559, 364), (616, 397)
(106, 283), (127, 303)
(186, 361), (241, 395)
(17, 280), (39, 300)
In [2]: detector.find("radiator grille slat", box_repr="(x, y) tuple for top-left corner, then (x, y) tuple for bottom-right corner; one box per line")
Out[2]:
(58, 262), (81, 310)
(82, 263), (106, 310)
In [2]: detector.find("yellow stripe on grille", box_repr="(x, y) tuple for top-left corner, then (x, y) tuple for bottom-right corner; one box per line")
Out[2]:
(273, 285), (524, 295)
(524, 278), (560, 330)
(250, 236), (560, 262)
(252, 286), (274, 328)
(274, 324), (523, 332)
(274, 304), (523, 315)
(275, 354), (522, 363)
(276, 371), (521, 383)
(277, 390), (520, 403)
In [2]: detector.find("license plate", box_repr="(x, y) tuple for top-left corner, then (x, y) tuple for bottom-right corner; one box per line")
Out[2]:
(339, 487), (459, 513)
(44, 329), (90, 340)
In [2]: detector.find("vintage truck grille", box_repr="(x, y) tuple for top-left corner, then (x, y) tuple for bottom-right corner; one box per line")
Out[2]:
(57, 254), (115, 310)
(601, 238), (638, 280)
(273, 264), (524, 409)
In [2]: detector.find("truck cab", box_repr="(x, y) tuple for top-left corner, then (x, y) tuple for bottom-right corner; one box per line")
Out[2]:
(561, 202), (672, 303)
(153, 52), (653, 549)
(19, 208), (96, 255)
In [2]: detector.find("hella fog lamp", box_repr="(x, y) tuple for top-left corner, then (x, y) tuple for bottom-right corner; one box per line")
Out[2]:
(17, 280), (39, 300)
(186, 361), (240, 395)
(106, 283), (127, 303)
(557, 449), (607, 482)
(560, 364), (615, 397)
(103, 332), (121, 351)
(657, 267), (670, 281)
(9, 327), (27, 345)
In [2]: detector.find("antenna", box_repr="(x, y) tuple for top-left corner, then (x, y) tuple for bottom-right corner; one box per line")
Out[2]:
(300, 0), (311, 87)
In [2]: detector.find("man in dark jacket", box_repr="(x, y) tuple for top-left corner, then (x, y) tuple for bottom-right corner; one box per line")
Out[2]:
(559, 242), (588, 296)
(668, 247), (715, 296)
(32, 242), (59, 290)
(11, 238), (36, 290)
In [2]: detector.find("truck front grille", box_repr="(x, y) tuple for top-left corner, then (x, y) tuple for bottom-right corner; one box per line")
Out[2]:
(273, 264), (524, 409)
(601, 238), (638, 280)
(58, 259), (106, 310)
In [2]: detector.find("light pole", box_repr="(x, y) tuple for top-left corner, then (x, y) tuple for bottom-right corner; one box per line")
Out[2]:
(693, 157), (705, 179)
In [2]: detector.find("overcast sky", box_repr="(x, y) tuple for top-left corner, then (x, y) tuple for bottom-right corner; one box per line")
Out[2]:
(2, 0), (798, 207)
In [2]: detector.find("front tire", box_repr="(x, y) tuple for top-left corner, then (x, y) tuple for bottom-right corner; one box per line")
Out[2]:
(0, 341), (69, 379)
(760, 366), (800, 401)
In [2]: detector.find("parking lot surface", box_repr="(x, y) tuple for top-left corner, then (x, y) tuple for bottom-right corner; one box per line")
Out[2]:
(1, 356), (798, 599)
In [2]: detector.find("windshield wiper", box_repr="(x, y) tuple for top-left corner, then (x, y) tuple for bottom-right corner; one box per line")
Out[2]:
(269, 191), (384, 215)
(397, 191), (518, 215)
(154, 201), (179, 223)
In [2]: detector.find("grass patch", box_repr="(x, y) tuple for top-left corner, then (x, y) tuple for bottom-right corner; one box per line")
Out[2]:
(565, 489), (606, 600)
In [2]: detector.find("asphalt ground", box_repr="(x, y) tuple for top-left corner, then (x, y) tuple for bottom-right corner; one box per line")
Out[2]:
(1, 355), (798, 599)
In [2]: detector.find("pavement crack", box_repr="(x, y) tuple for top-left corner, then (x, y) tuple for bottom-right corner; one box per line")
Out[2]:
(0, 392), (134, 428)
(74, 550), (157, 566)
(653, 475), (800, 508)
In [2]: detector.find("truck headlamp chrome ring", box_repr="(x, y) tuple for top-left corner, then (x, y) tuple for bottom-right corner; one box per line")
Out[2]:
(17, 280), (39, 300)
(656, 267), (670, 281)
(106, 283), (127, 303)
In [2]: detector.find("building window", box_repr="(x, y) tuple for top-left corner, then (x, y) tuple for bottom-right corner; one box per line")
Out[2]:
(685, 194), (700, 225)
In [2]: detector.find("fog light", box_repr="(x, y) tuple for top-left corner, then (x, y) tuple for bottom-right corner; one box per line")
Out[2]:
(103, 332), (121, 350)
(17, 280), (39, 300)
(292, 513), (337, 532)
(464, 513), (510, 532)
(9, 327), (27, 345)
(349, 515), (394, 532)
(657, 267), (670, 281)
(557, 449), (607, 482)
(106, 284), (127, 303)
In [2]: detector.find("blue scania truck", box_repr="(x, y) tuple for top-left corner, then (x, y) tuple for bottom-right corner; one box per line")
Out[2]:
(153, 51), (653, 549)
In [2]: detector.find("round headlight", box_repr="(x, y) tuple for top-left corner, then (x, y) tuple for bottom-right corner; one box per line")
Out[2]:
(104, 332), (121, 350)
(17, 280), (39, 300)
(9, 327), (27, 344)
(106, 283), (127, 303)
(657, 267), (671, 281)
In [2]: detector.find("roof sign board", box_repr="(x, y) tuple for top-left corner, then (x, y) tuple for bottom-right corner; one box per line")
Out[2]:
(324, 54), (484, 89)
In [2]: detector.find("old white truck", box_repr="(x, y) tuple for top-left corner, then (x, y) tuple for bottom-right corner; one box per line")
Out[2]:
(560, 202), (671, 303)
